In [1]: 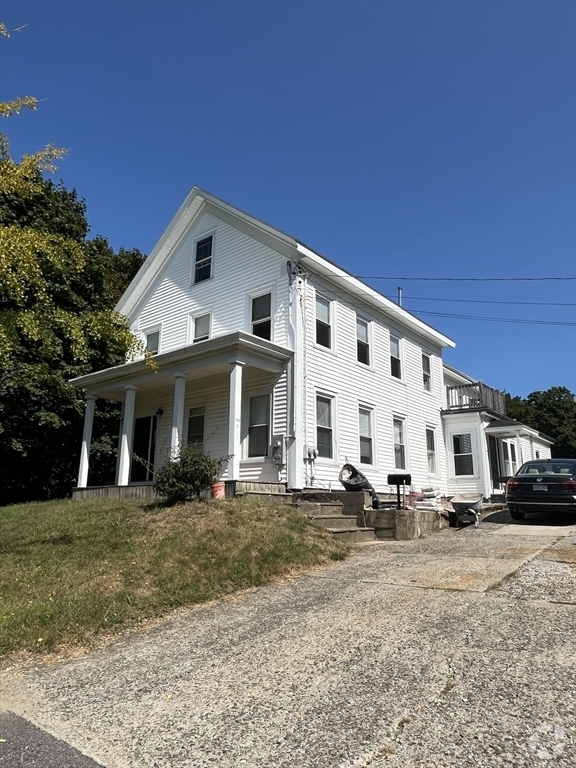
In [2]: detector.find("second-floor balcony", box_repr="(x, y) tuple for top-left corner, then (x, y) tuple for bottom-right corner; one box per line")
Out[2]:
(444, 382), (506, 416)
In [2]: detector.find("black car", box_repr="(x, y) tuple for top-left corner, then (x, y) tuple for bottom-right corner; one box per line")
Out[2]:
(506, 459), (576, 520)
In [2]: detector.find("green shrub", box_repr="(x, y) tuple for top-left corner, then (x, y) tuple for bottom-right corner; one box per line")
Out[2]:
(153, 448), (224, 504)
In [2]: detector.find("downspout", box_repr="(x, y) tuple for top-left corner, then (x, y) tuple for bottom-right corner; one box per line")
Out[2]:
(286, 262), (305, 490)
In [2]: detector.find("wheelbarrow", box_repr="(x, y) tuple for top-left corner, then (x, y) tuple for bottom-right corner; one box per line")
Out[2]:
(449, 493), (483, 528)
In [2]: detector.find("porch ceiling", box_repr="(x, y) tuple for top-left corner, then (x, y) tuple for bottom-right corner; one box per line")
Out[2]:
(69, 331), (293, 401)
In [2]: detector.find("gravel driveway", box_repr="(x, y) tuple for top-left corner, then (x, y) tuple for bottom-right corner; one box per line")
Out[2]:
(1, 511), (575, 767)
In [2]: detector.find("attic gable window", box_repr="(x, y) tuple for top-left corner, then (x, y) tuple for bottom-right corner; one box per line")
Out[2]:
(145, 330), (160, 355)
(252, 293), (272, 340)
(194, 235), (213, 284)
(194, 313), (210, 342)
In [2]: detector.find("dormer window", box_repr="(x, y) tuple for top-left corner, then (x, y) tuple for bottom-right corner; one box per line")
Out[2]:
(194, 235), (213, 283)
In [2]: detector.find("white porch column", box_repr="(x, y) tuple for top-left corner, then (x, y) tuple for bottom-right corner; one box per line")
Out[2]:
(228, 359), (244, 481)
(515, 432), (523, 468)
(170, 372), (187, 456)
(77, 394), (97, 488)
(118, 385), (137, 486)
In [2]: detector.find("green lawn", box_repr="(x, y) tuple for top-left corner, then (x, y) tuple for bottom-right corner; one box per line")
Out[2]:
(0, 496), (348, 656)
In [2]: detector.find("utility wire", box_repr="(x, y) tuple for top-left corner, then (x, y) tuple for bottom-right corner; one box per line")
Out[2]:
(395, 295), (576, 307)
(407, 310), (575, 326)
(353, 276), (576, 282)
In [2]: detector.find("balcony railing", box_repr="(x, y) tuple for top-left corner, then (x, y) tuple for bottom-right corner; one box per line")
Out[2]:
(444, 383), (506, 416)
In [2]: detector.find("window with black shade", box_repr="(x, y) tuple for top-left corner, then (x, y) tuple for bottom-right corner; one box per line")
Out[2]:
(453, 433), (474, 475)
(316, 396), (333, 458)
(357, 318), (370, 365)
(193, 313), (210, 342)
(248, 395), (270, 457)
(316, 295), (331, 348)
(359, 407), (373, 464)
(393, 418), (406, 469)
(194, 235), (213, 283)
(390, 335), (401, 379)
(146, 330), (160, 355)
(187, 406), (205, 452)
(422, 353), (431, 391)
(426, 428), (436, 474)
(251, 293), (272, 340)
(130, 416), (157, 482)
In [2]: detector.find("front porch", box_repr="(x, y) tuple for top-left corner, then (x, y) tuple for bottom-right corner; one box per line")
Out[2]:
(70, 332), (295, 493)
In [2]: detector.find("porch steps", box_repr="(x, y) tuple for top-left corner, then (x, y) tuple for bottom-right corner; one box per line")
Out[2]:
(293, 499), (377, 543)
(234, 491), (295, 505)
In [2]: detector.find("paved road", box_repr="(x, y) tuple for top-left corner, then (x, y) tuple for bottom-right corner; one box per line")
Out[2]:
(1, 510), (575, 768)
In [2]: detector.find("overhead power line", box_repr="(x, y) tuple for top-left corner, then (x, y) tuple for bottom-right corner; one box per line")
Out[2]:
(412, 310), (575, 326)
(399, 295), (576, 307)
(310, 272), (576, 282)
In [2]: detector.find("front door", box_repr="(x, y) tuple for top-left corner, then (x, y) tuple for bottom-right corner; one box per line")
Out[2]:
(130, 416), (157, 482)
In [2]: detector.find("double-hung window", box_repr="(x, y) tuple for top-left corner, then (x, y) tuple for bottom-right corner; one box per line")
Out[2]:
(316, 396), (333, 459)
(422, 353), (432, 391)
(359, 407), (373, 464)
(187, 406), (206, 452)
(426, 428), (436, 475)
(251, 293), (272, 340)
(393, 418), (406, 469)
(194, 235), (213, 284)
(193, 313), (211, 343)
(390, 335), (402, 379)
(357, 318), (370, 365)
(316, 295), (331, 349)
(453, 434), (474, 475)
(145, 330), (160, 355)
(503, 441), (518, 476)
(248, 395), (270, 457)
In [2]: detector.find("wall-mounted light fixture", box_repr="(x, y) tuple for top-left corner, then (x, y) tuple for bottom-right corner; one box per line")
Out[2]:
(155, 407), (164, 418)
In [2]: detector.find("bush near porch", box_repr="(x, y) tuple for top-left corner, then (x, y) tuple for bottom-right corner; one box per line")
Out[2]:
(0, 497), (347, 657)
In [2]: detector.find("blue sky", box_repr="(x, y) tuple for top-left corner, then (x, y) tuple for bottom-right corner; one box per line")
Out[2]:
(1, 0), (575, 398)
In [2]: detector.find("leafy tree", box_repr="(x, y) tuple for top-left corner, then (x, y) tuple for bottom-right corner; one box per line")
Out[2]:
(0, 25), (145, 503)
(506, 387), (576, 458)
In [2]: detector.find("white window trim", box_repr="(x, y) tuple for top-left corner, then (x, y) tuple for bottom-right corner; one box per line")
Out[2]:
(451, 432), (476, 477)
(142, 324), (162, 356)
(246, 284), (276, 343)
(189, 230), (216, 286)
(314, 291), (336, 354)
(242, 388), (273, 461)
(315, 390), (338, 464)
(358, 404), (375, 466)
(356, 315), (373, 368)
(187, 307), (213, 345)
(392, 415), (408, 471)
(390, 333), (404, 381)
(425, 426), (438, 476)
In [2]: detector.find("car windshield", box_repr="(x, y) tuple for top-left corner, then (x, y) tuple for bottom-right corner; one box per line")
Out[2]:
(518, 462), (576, 476)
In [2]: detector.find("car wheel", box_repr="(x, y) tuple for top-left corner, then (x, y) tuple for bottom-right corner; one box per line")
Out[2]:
(510, 509), (525, 521)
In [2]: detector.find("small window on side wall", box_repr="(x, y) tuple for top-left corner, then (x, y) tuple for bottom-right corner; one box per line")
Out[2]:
(187, 406), (205, 452)
(248, 394), (270, 457)
(316, 295), (331, 349)
(422, 353), (431, 391)
(316, 395), (333, 458)
(393, 417), (406, 469)
(193, 313), (210, 342)
(359, 407), (373, 464)
(251, 293), (272, 340)
(453, 433), (474, 475)
(194, 235), (213, 284)
(146, 330), (160, 355)
(390, 336), (402, 379)
(357, 318), (370, 365)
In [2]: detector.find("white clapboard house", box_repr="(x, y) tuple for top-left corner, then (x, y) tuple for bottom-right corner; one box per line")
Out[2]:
(70, 188), (551, 499)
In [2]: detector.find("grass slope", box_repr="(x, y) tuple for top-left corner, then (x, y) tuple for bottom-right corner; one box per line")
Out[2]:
(0, 497), (348, 656)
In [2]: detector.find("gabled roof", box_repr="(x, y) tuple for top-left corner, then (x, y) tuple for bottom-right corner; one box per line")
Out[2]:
(116, 187), (455, 349)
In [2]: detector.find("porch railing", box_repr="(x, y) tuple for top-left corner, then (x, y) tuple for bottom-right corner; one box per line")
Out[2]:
(444, 383), (506, 416)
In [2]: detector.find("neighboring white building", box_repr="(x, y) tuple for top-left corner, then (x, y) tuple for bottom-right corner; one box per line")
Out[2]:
(70, 188), (552, 499)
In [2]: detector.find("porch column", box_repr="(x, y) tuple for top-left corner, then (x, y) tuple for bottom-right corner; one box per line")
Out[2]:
(515, 432), (523, 468)
(77, 394), (97, 488)
(118, 385), (137, 486)
(170, 372), (187, 455)
(228, 359), (244, 481)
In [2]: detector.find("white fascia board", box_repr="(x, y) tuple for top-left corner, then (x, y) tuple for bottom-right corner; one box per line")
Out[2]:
(442, 362), (476, 385)
(296, 243), (456, 349)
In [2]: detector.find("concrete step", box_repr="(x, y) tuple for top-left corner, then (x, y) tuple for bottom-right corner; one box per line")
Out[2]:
(234, 491), (294, 504)
(308, 514), (360, 529)
(294, 501), (344, 515)
(326, 527), (377, 543)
